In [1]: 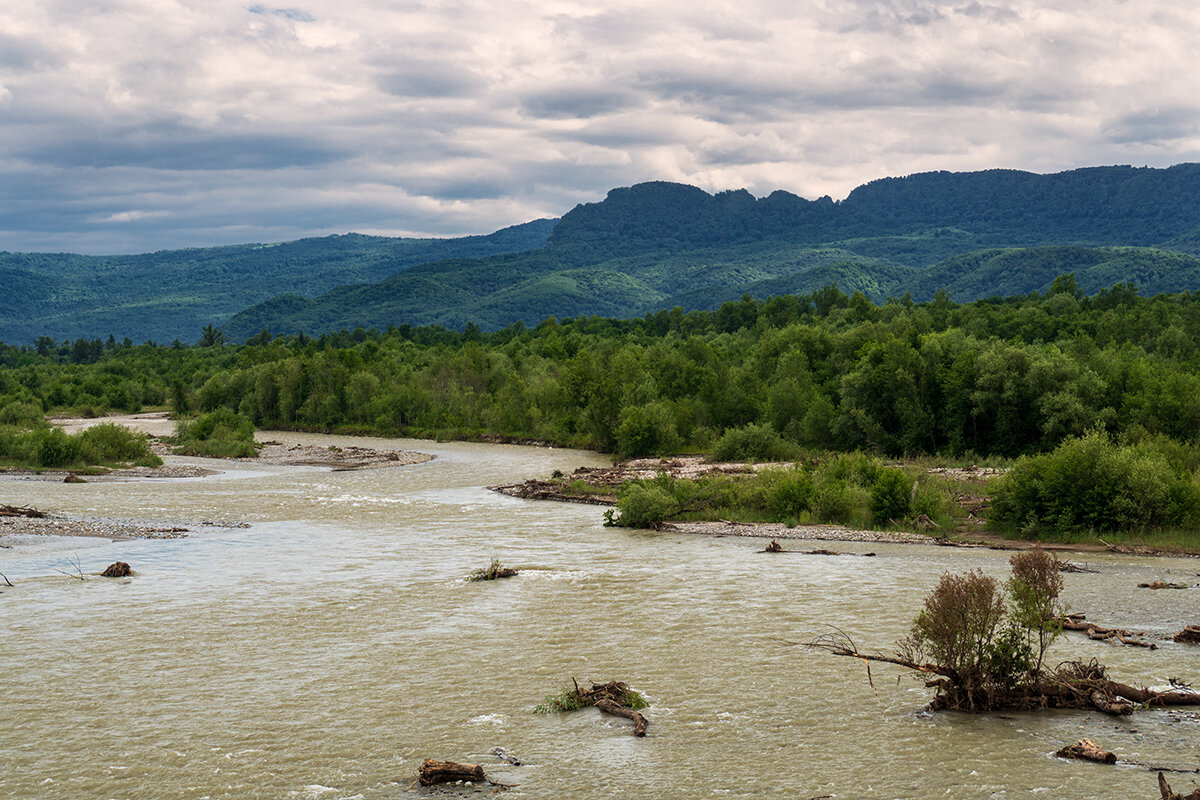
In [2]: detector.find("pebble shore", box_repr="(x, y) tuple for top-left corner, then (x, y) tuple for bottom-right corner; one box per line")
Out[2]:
(665, 519), (935, 545)
(0, 514), (248, 541)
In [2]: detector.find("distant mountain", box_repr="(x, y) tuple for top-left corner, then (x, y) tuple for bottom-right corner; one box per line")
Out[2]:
(225, 165), (1200, 337)
(0, 219), (556, 344)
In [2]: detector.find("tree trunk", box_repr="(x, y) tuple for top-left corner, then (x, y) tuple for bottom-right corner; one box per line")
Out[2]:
(594, 698), (648, 736)
(418, 760), (486, 786)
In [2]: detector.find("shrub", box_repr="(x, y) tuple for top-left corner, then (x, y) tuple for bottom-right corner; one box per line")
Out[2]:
(763, 467), (815, 520)
(903, 570), (1015, 696)
(870, 467), (913, 525)
(991, 429), (1200, 533)
(79, 423), (161, 466)
(0, 400), (43, 427)
(31, 427), (83, 468)
(174, 408), (258, 458)
(811, 478), (865, 524)
(711, 424), (798, 463)
(607, 483), (681, 528)
(822, 452), (883, 486)
(1006, 548), (1064, 674)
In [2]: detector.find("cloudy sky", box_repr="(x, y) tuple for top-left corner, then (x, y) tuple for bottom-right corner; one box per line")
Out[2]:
(2, 0), (1198, 253)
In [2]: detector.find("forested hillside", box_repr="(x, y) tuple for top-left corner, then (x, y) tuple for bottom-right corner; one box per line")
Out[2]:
(227, 165), (1200, 339)
(0, 219), (556, 345)
(9, 164), (1200, 345)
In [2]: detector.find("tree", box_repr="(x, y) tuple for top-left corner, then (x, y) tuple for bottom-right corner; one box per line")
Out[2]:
(199, 324), (226, 347)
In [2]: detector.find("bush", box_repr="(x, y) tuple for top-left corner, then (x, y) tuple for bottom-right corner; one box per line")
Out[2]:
(991, 429), (1200, 533)
(174, 408), (258, 458)
(811, 478), (865, 524)
(607, 483), (681, 528)
(763, 467), (815, 520)
(31, 427), (83, 468)
(870, 467), (913, 525)
(711, 424), (798, 463)
(79, 423), (161, 466)
(0, 400), (43, 427)
(904, 570), (1014, 695)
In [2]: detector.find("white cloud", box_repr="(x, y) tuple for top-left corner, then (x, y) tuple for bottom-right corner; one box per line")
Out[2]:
(0, 0), (1198, 252)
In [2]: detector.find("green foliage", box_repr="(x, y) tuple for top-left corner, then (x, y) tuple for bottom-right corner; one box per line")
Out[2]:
(615, 403), (680, 458)
(173, 408), (258, 458)
(1006, 549), (1064, 674)
(79, 423), (161, 467)
(30, 426), (83, 468)
(711, 424), (798, 462)
(870, 468), (914, 525)
(991, 430), (1200, 533)
(607, 482), (681, 528)
(762, 467), (816, 520)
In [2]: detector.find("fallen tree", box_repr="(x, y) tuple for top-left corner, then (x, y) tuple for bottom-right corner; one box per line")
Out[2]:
(805, 549), (1200, 715)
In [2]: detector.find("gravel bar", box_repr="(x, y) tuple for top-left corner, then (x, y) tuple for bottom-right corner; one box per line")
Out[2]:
(664, 520), (936, 545)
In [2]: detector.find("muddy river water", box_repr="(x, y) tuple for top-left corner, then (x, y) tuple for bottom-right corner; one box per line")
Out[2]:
(2, 433), (1198, 799)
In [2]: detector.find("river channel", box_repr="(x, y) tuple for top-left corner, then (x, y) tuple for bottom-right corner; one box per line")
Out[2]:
(2, 433), (1198, 799)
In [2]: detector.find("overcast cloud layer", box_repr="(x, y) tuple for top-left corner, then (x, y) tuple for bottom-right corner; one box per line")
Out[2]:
(2, 0), (1198, 253)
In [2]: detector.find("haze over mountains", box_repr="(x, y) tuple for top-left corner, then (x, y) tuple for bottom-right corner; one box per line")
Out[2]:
(7, 164), (1200, 345)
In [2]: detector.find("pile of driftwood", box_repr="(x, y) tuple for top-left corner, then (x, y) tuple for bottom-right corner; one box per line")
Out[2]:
(465, 560), (518, 582)
(536, 680), (649, 736)
(1175, 626), (1200, 645)
(0, 504), (46, 518)
(1063, 613), (1157, 649)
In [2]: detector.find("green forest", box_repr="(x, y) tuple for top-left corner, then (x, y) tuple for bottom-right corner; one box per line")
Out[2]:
(5, 276), (1200, 544)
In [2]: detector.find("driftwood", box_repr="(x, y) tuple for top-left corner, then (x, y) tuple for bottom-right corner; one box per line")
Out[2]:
(100, 562), (132, 578)
(466, 560), (518, 581)
(1139, 582), (1191, 590)
(760, 541), (876, 557)
(1056, 738), (1116, 764)
(0, 504), (46, 518)
(1160, 772), (1200, 800)
(537, 679), (649, 736)
(418, 759), (486, 786)
(1063, 614), (1157, 649)
(595, 698), (648, 736)
(1174, 626), (1200, 645)
(491, 748), (522, 766)
(1058, 561), (1099, 573)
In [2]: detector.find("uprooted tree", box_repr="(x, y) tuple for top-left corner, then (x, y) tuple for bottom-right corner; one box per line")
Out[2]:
(808, 548), (1200, 715)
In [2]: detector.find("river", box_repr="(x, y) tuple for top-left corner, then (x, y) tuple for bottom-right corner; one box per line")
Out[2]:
(2, 432), (1198, 799)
